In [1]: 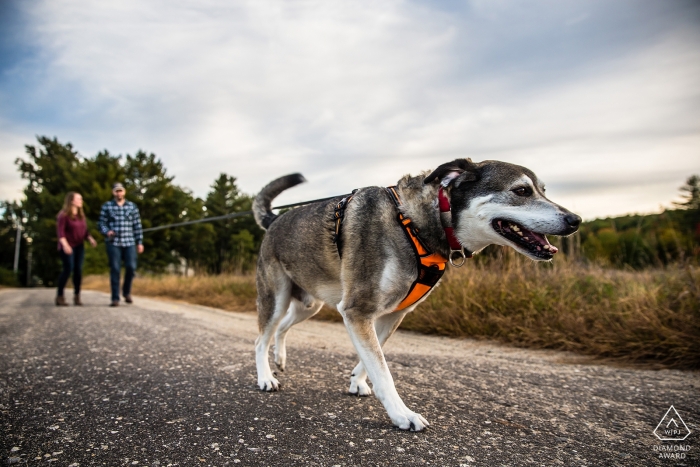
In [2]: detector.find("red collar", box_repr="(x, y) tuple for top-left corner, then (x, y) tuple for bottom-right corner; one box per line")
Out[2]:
(438, 187), (472, 266)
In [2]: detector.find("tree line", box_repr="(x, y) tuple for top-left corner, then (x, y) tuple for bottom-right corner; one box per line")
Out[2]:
(1, 137), (698, 286)
(0, 136), (263, 286)
(574, 201), (699, 268)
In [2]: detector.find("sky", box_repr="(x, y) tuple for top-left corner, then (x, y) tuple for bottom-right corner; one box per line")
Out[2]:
(1, 0), (699, 220)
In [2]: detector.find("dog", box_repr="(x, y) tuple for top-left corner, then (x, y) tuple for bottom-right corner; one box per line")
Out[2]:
(251, 158), (581, 431)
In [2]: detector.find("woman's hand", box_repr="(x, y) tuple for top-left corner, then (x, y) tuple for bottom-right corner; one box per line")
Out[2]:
(88, 236), (97, 247)
(60, 237), (72, 255)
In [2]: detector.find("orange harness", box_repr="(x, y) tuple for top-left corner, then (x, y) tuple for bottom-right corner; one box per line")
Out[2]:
(385, 187), (448, 311)
(333, 187), (452, 312)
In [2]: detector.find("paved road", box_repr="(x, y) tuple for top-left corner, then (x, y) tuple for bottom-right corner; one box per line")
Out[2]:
(1, 289), (698, 466)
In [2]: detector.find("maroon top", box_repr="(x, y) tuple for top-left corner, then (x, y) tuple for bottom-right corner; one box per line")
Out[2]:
(57, 212), (89, 251)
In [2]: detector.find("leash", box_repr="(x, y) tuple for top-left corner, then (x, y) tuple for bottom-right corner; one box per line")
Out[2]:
(143, 193), (354, 233)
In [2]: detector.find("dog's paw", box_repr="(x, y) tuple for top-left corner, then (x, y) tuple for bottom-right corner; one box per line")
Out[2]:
(391, 410), (429, 432)
(348, 380), (372, 397)
(273, 346), (286, 372)
(258, 377), (281, 392)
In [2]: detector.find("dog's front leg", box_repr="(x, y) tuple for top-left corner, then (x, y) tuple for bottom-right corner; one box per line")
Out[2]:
(349, 310), (407, 397)
(343, 314), (429, 431)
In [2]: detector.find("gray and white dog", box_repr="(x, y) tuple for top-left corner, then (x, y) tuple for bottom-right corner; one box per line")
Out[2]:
(252, 158), (581, 431)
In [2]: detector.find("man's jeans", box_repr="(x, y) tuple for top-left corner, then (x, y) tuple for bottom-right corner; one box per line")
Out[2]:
(106, 242), (137, 302)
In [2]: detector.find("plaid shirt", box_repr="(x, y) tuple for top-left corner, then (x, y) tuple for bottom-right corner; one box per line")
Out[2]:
(98, 199), (143, 247)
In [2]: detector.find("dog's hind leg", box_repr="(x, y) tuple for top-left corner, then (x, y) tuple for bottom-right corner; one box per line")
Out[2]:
(349, 310), (408, 397)
(274, 298), (323, 372)
(255, 263), (293, 392)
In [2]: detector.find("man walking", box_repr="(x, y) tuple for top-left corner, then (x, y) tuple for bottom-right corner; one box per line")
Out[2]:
(98, 183), (144, 306)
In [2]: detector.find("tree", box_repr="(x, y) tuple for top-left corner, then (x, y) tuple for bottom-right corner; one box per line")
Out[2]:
(121, 150), (195, 271)
(674, 175), (700, 247)
(0, 201), (25, 285)
(674, 175), (700, 210)
(169, 196), (215, 274)
(12, 137), (199, 285)
(15, 137), (92, 285)
(204, 173), (263, 274)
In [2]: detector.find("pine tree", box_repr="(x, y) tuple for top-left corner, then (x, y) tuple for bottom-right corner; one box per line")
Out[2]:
(12, 137), (199, 284)
(674, 175), (700, 244)
(204, 174), (262, 274)
(675, 175), (700, 210)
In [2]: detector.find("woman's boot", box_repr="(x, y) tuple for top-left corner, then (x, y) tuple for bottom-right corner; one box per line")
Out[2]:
(74, 294), (82, 306)
(55, 296), (68, 306)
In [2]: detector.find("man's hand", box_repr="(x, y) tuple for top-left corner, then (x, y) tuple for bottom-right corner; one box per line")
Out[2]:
(107, 230), (116, 238)
(137, 244), (144, 254)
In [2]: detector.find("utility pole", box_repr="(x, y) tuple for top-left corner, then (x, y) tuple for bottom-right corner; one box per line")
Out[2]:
(26, 238), (33, 287)
(13, 216), (21, 273)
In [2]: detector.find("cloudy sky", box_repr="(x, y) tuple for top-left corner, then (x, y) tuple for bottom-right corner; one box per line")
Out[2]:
(1, 0), (699, 219)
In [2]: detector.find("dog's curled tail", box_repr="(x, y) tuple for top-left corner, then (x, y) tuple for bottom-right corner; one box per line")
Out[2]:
(253, 173), (307, 230)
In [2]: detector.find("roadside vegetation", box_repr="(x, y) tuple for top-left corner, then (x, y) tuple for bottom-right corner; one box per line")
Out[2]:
(405, 256), (699, 369)
(83, 274), (258, 312)
(83, 254), (700, 369)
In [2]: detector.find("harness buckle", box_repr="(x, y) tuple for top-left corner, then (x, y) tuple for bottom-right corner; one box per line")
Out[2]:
(449, 249), (467, 268)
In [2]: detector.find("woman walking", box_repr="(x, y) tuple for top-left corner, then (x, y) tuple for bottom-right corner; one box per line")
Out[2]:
(56, 192), (97, 306)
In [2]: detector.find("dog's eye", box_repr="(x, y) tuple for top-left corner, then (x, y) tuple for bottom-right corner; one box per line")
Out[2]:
(513, 187), (532, 197)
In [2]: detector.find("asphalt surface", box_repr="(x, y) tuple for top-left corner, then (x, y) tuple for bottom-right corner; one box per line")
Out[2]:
(1, 288), (698, 467)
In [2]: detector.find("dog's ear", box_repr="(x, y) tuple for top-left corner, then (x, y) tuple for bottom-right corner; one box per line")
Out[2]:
(424, 158), (479, 186)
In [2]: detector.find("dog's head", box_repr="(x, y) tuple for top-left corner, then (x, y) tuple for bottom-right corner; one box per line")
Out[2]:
(424, 159), (581, 261)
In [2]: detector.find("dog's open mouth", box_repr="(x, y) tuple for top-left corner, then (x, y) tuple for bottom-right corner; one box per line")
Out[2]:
(492, 219), (558, 259)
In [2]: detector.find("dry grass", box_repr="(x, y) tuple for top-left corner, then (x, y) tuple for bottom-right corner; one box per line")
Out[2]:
(82, 274), (257, 312)
(83, 259), (700, 369)
(404, 260), (700, 369)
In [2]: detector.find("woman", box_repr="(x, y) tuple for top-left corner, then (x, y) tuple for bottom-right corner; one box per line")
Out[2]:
(56, 192), (97, 306)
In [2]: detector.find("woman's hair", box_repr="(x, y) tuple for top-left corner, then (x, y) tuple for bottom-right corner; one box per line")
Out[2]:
(60, 192), (85, 220)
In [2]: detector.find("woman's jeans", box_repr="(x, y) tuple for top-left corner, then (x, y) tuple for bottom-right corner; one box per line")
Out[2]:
(57, 243), (85, 297)
(106, 242), (137, 302)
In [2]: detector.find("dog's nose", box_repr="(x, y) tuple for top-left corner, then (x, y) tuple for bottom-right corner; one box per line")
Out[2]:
(565, 213), (582, 229)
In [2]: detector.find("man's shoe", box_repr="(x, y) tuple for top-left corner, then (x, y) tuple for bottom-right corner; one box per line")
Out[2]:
(109, 300), (119, 307)
(55, 296), (68, 306)
(125, 295), (133, 304)
(74, 294), (82, 306)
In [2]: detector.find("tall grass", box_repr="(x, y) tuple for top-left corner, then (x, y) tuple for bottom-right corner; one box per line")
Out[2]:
(403, 259), (700, 369)
(83, 258), (700, 369)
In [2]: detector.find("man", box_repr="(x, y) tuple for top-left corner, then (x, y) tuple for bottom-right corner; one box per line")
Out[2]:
(98, 183), (144, 306)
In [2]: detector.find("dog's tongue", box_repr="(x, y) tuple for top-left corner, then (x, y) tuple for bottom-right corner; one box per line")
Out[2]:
(529, 231), (558, 254)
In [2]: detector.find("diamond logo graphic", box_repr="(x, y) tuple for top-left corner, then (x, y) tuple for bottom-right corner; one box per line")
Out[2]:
(654, 406), (691, 441)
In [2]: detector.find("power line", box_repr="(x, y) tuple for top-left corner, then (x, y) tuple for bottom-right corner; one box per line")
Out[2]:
(141, 193), (350, 233)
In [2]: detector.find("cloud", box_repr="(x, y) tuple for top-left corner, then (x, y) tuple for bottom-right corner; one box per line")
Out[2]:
(0, 0), (698, 220)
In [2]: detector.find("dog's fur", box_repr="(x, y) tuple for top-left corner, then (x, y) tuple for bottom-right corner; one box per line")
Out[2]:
(252, 159), (581, 431)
